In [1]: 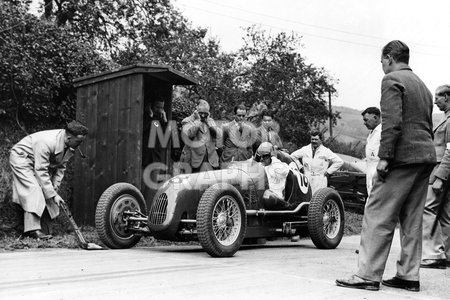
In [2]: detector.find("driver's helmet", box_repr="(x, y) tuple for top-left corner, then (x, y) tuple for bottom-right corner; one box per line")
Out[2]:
(255, 142), (274, 162)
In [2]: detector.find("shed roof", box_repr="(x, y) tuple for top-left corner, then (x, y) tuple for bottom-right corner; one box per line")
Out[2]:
(73, 64), (198, 87)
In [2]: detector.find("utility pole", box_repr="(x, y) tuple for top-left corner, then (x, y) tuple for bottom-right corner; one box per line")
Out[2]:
(328, 89), (333, 139)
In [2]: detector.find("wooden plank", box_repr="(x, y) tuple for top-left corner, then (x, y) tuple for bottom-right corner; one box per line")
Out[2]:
(116, 76), (131, 183)
(129, 74), (143, 189)
(93, 80), (110, 219)
(85, 83), (98, 224)
(73, 87), (88, 222)
(166, 85), (174, 175)
(74, 83), (98, 224)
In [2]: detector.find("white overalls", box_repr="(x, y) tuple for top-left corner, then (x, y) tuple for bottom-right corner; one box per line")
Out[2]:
(291, 144), (343, 194)
(365, 124), (381, 197)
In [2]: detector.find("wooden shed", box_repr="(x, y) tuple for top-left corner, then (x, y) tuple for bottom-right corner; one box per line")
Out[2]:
(72, 64), (198, 224)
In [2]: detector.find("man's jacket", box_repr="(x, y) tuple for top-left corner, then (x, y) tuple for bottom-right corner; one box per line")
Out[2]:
(378, 66), (436, 166)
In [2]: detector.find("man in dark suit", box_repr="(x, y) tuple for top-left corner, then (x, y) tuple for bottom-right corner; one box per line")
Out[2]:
(336, 40), (436, 292)
(221, 104), (257, 167)
(421, 85), (450, 269)
(143, 100), (168, 168)
(256, 109), (283, 150)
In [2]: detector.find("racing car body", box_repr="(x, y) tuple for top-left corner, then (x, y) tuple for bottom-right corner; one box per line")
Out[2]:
(95, 154), (345, 257)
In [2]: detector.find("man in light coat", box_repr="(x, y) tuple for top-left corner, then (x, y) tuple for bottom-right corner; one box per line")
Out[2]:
(421, 84), (450, 269)
(361, 107), (381, 197)
(180, 100), (222, 173)
(10, 120), (88, 239)
(290, 130), (343, 194)
(336, 40), (436, 292)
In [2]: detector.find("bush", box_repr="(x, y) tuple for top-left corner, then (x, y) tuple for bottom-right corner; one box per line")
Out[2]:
(326, 138), (365, 159)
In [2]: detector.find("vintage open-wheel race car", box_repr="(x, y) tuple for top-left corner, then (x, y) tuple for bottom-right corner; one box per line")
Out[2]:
(95, 153), (346, 257)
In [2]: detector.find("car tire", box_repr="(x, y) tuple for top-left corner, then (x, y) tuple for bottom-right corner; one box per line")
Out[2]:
(95, 182), (147, 249)
(307, 187), (345, 249)
(196, 183), (247, 257)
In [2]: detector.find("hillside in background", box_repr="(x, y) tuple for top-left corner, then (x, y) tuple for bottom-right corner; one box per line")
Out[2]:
(330, 105), (444, 145)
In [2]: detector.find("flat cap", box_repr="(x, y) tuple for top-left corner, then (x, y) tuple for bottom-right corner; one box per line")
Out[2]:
(436, 85), (450, 95)
(197, 99), (210, 113)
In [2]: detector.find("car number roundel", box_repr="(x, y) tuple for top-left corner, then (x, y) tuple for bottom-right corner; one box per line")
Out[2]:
(297, 172), (309, 194)
(288, 162), (309, 194)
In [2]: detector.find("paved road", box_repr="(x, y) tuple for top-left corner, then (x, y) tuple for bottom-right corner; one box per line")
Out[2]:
(1, 232), (449, 300)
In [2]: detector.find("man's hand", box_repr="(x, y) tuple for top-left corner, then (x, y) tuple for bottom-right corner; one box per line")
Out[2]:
(193, 110), (200, 120)
(376, 159), (389, 182)
(160, 110), (167, 123)
(205, 117), (215, 128)
(432, 178), (444, 194)
(53, 195), (65, 206)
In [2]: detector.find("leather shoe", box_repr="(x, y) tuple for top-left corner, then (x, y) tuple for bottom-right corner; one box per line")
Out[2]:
(420, 259), (446, 269)
(382, 277), (420, 292)
(336, 275), (380, 291)
(24, 230), (52, 240)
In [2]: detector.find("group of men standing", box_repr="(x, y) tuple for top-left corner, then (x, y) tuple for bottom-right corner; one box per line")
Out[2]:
(336, 40), (450, 292)
(178, 101), (285, 172)
(178, 99), (344, 195)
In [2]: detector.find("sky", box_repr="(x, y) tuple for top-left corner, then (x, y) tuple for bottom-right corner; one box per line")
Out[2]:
(173, 0), (450, 111)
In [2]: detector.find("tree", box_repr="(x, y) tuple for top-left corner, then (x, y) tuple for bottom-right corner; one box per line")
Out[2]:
(0, 1), (112, 127)
(233, 26), (338, 146)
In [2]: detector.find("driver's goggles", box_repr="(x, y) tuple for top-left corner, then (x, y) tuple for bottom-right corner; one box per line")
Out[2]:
(254, 153), (271, 162)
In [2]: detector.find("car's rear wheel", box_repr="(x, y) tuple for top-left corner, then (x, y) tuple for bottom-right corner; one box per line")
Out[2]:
(95, 183), (147, 249)
(196, 183), (247, 257)
(307, 187), (344, 249)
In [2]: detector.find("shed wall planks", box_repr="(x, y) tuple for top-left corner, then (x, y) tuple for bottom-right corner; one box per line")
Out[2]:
(73, 75), (143, 224)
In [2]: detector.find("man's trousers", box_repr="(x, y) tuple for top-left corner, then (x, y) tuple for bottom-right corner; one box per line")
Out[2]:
(422, 176), (450, 261)
(357, 164), (433, 282)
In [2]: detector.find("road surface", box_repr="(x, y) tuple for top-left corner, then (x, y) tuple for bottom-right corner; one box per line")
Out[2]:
(1, 232), (449, 300)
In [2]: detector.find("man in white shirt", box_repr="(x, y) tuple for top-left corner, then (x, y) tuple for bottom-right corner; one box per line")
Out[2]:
(291, 131), (343, 194)
(255, 142), (292, 210)
(361, 107), (381, 197)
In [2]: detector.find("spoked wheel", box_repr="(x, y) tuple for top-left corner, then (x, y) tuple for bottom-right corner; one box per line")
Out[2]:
(212, 195), (242, 246)
(95, 183), (147, 249)
(197, 183), (247, 257)
(307, 187), (345, 249)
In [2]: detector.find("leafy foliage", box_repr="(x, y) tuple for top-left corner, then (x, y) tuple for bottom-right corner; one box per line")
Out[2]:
(232, 26), (339, 146)
(0, 1), (112, 126)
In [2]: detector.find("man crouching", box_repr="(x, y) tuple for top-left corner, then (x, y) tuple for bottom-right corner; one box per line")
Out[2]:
(9, 120), (88, 239)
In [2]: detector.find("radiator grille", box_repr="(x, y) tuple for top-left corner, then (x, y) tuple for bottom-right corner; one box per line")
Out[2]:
(149, 193), (168, 225)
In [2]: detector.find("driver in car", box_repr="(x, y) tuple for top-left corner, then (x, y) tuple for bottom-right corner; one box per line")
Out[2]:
(255, 142), (293, 210)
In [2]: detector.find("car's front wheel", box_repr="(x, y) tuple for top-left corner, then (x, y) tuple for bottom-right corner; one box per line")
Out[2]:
(196, 183), (247, 257)
(307, 187), (345, 249)
(95, 183), (147, 249)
